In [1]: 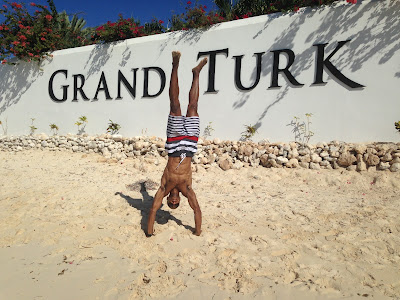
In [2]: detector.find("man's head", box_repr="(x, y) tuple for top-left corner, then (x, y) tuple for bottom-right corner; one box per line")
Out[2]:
(167, 188), (180, 209)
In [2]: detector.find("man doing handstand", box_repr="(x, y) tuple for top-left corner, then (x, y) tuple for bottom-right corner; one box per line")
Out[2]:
(147, 51), (208, 237)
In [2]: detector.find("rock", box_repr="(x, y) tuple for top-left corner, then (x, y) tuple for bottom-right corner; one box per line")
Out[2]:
(112, 134), (123, 142)
(356, 154), (367, 172)
(242, 145), (253, 156)
(354, 144), (367, 154)
(319, 160), (330, 167)
(311, 153), (322, 163)
(299, 162), (309, 169)
(347, 165), (357, 171)
(291, 148), (299, 158)
(38, 133), (48, 140)
(330, 151), (340, 158)
(233, 161), (244, 170)
(390, 157), (400, 165)
(72, 146), (79, 152)
(260, 154), (269, 167)
(207, 154), (216, 164)
(88, 141), (97, 149)
(286, 158), (299, 168)
(155, 140), (165, 148)
(309, 162), (321, 170)
(367, 166), (377, 172)
(378, 162), (390, 171)
(41, 141), (48, 147)
(298, 147), (310, 156)
(299, 155), (311, 163)
(268, 159), (279, 168)
(219, 158), (233, 171)
(337, 152), (357, 167)
(366, 154), (380, 166)
(213, 138), (221, 145)
(381, 152), (393, 162)
(200, 157), (208, 164)
(276, 157), (288, 165)
(319, 151), (329, 158)
(192, 156), (201, 164)
(389, 163), (400, 172)
(133, 141), (145, 151)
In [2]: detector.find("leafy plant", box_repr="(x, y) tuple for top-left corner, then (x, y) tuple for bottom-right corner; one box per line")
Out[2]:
(75, 115), (87, 134)
(92, 15), (147, 43)
(29, 118), (37, 135)
(395, 121), (400, 133)
(106, 119), (121, 135)
(289, 113), (315, 145)
(241, 124), (258, 141)
(203, 121), (214, 139)
(49, 123), (59, 135)
(1, 0), (357, 64)
(169, 2), (226, 31)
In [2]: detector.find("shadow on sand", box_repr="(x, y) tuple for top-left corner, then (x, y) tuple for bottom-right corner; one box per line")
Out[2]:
(115, 182), (194, 236)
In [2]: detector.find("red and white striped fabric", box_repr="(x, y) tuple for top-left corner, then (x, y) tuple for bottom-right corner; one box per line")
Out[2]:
(165, 115), (200, 157)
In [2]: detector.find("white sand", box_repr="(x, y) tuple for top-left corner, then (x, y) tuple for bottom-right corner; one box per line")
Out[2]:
(0, 150), (399, 300)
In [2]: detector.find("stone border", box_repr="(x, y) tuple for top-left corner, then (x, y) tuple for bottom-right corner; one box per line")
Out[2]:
(1, 134), (399, 172)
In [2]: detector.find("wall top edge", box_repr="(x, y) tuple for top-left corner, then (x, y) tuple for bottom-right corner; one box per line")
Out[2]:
(50, 0), (366, 57)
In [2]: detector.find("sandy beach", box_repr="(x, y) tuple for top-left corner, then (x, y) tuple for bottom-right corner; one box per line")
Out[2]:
(0, 149), (399, 299)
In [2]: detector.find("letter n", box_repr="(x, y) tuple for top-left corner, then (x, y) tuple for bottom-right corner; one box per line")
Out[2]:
(116, 69), (138, 99)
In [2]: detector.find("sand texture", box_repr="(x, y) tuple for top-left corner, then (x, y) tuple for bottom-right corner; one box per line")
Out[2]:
(0, 150), (399, 299)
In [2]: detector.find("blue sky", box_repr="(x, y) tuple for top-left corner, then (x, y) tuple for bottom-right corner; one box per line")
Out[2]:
(53, 0), (218, 28)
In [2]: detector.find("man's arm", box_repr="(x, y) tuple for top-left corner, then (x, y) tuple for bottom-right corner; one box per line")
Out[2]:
(186, 186), (202, 236)
(147, 187), (165, 237)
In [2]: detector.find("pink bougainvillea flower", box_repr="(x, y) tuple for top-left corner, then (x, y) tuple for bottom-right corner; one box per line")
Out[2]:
(294, 6), (299, 12)
(159, 20), (164, 24)
(1, 59), (7, 64)
(28, 52), (33, 56)
(45, 14), (53, 21)
(0, 26), (3, 30)
(40, 37), (46, 41)
(187, 1), (191, 5)
(30, 2), (35, 6)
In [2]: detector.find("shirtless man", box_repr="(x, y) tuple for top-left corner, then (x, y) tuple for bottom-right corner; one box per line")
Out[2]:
(146, 51), (208, 237)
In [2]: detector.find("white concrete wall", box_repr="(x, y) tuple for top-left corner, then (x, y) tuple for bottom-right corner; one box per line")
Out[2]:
(0, 0), (399, 142)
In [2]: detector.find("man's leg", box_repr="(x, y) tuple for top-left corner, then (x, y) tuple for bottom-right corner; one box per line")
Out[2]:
(186, 58), (208, 117)
(170, 51), (182, 116)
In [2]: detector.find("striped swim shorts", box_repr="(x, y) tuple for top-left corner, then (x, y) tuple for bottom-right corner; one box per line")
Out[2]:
(165, 115), (200, 157)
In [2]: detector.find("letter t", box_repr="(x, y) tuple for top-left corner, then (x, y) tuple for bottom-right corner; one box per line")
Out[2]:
(197, 48), (229, 93)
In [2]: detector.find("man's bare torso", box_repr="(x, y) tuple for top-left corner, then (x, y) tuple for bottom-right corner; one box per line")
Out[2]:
(162, 156), (192, 195)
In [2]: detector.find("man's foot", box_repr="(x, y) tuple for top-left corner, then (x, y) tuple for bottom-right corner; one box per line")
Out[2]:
(192, 57), (208, 75)
(172, 51), (181, 66)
